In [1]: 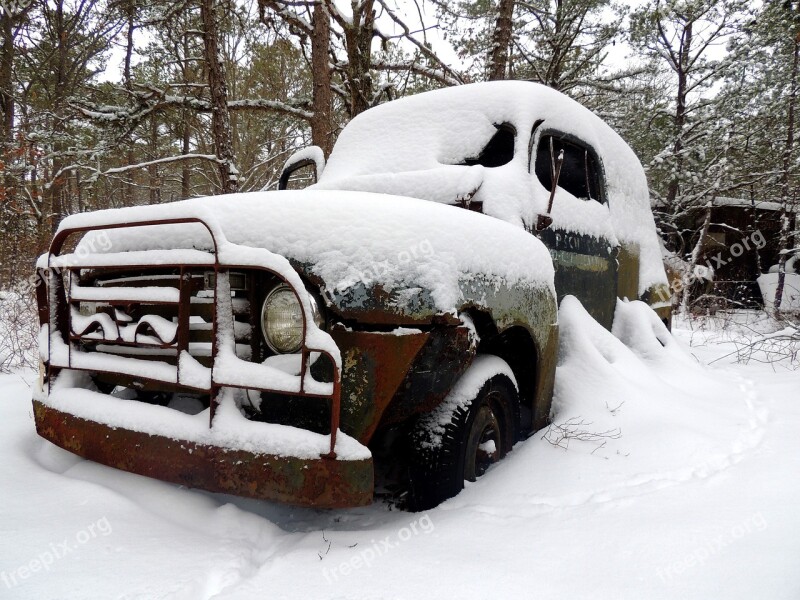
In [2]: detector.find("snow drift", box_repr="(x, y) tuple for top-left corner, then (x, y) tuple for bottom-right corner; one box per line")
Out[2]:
(447, 298), (768, 513)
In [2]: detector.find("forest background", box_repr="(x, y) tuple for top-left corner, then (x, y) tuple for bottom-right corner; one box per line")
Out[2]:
(0, 0), (797, 307)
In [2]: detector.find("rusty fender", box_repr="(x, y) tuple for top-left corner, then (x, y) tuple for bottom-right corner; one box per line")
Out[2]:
(333, 325), (474, 445)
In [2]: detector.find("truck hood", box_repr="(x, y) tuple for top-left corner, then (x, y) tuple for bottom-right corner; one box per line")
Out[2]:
(46, 190), (555, 321)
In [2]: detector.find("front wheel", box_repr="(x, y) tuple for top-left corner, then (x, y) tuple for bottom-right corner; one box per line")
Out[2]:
(406, 356), (519, 511)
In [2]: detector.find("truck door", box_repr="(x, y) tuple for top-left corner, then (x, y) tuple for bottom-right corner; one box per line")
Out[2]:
(531, 131), (619, 330)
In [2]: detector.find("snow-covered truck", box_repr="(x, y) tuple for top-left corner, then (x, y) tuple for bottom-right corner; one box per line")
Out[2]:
(33, 81), (670, 510)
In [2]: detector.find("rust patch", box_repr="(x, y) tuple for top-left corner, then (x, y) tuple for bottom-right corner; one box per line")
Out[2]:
(333, 329), (430, 443)
(377, 325), (475, 431)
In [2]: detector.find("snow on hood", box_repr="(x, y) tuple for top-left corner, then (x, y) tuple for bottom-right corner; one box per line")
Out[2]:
(314, 81), (667, 295)
(49, 190), (555, 314)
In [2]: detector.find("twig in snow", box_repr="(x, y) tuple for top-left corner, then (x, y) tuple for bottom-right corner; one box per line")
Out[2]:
(542, 417), (621, 452)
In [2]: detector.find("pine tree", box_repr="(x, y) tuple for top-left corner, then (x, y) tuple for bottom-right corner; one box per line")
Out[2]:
(437, 0), (628, 95)
(628, 0), (749, 309)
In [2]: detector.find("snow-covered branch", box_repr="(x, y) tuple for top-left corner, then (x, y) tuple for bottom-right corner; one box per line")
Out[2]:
(372, 0), (464, 85)
(99, 154), (223, 176)
(48, 154), (226, 188)
(372, 59), (463, 87)
(73, 87), (313, 126)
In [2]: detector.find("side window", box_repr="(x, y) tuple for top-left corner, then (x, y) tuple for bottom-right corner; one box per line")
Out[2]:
(534, 134), (605, 203)
(462, 123), (516, 168)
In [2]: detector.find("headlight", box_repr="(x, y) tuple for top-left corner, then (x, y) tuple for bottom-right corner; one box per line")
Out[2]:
(260, 284), (324, 354)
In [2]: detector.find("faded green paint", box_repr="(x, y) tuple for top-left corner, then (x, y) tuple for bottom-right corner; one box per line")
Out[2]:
(548, 250), (610, 272)
(533, 323), (558, 430)
(536, 227), (617, 330)
(295, 255), (561, 434)
(323, 273), (559, 442)
(617, 243), (640, 302)
(457, 276), (558, 433)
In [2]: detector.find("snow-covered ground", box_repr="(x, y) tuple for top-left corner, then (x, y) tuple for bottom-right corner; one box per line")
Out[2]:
(1, 303), (798, 600)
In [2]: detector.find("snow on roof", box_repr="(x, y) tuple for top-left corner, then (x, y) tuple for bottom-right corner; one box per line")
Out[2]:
(314, 81), (666, 295)
(654, 196), (798, 214)
(50, 191), (555, 315)
(712, 197), (786, 212)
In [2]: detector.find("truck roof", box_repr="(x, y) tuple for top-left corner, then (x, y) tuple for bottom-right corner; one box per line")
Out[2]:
(315, 81), (667, 295)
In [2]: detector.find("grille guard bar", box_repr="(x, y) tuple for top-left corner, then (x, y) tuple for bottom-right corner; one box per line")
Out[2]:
(38, 216), (343, 459)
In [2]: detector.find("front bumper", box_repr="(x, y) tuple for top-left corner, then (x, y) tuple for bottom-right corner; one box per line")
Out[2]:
(34, 400), (373, 508)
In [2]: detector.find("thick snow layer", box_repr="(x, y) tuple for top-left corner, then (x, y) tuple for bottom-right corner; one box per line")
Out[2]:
(178, 351), (212, 390)
(552, 297), (762, 474)
(70, 284), (181, 304)
(51, 191), (554, 313)
(314, 165), (485, 205)
(712, 197), (789, 212)
(316, 81), (667, 295)
(72, 311), (180, 344)
(213, 346), (333, 396)
(3, 304), (799, 599)
(44, 329), (326, 395)
(41, 248), (216, 269)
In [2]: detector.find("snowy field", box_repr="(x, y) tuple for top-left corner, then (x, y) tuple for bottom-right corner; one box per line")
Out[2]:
(1, 303), (799, 600)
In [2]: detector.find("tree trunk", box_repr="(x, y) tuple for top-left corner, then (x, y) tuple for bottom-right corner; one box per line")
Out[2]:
(181, 33), (192, 200)
(311, 0), (333, 156)
(0, 9), (16, 213)
(773, 29), (799, 315)
(181, 117), (191, 199)
(488, 0), (514, 81)
(343, 0), (375, 117)
(200, 0), (238, 194)
(74, 169), (83, 213)
(149, 114), (160, 203)
(680, 200), (712, 313)
(124, 0), (135, 90)
(0, 11), (14, 149)
(46, 0), (69, 237)
(547, 0), (564, 88)
(666, 20), (691, 207)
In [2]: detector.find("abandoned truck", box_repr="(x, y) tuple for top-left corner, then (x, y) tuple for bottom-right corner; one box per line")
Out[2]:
(33, 81), (670, 510)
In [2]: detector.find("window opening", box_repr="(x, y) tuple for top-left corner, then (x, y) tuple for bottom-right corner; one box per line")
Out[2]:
(534, 134), (604, 203)
(463, 123), (516, 168)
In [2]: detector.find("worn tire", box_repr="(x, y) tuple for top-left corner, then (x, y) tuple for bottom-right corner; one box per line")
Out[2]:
(406, 358), (519, 511)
